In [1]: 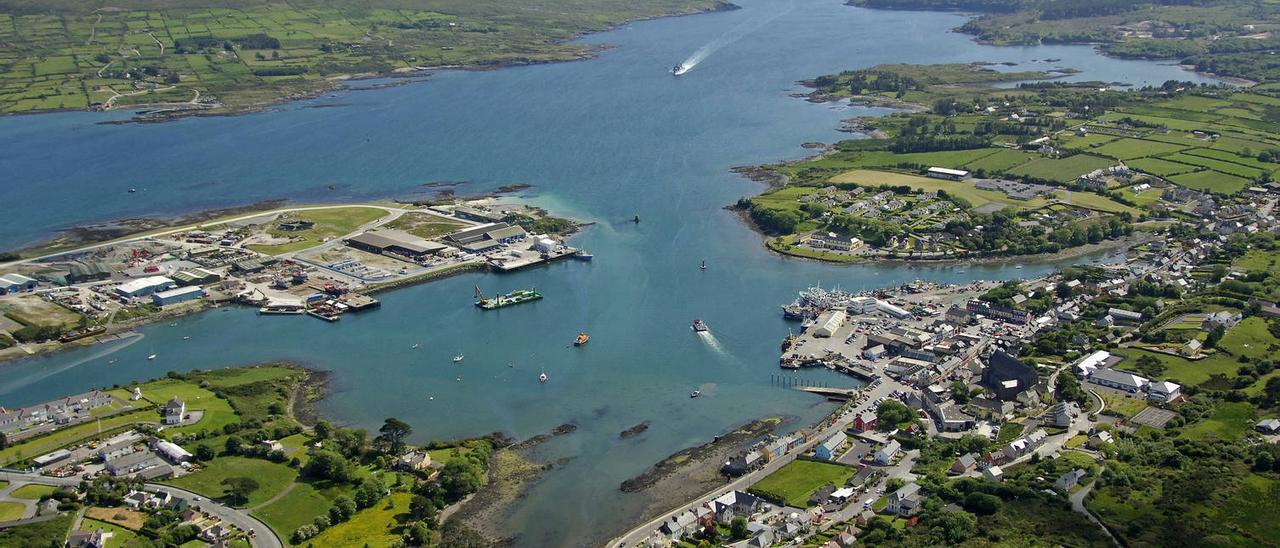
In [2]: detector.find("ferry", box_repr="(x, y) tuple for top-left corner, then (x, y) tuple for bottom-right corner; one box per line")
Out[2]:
(574, 332), (590, 346)
(692, 319), (709, 332)
(573, 250), (594, 261)
(475, 286), (543, 309)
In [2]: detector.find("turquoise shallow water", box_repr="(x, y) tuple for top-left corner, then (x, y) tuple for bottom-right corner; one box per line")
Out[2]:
(0, 1), (1215, 544)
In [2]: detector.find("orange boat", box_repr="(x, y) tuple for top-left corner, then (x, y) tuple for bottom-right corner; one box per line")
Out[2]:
(574, 331), (590, 346)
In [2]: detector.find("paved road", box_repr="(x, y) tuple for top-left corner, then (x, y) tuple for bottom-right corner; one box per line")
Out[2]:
(0, 470), (282, 548)
(1070, 472), (1120, 547)
(610, 377), (909, 547)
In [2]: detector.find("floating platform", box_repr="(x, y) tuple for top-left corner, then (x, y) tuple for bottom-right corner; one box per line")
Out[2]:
(476, 288), (542, 310)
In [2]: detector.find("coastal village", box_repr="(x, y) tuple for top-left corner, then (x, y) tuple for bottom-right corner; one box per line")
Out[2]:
(0, 199), (585, 362)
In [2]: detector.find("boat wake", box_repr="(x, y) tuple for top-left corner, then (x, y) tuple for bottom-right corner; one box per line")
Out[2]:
(695, 330), (727, 355)
(673, 0), (793, 75)
(1, 333), (144, 393)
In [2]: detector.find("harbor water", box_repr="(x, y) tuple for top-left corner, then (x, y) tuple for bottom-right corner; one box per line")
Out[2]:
(0, 0), (1216, 544)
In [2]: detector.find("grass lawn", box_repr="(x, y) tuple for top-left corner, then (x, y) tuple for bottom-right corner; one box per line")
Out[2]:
(254, 479), (355, 538)
(1128, 157), (1198, 177)
(85, 507), (148, 530)
(308, 492), (412, 547)
(1216, 317), (1280, 360)
(995, 422), (1025, 444)
(246, 207), (391, 255)
(0, 502), (25, 521)
(1058, 189), (1140, 215)
(1179, 401), (1255, 441)
(1065, 434), (1088, 449)
(1114, 348), (1241, 391)
(10, 484), (57, 500)
(131, 378), (238, 434)
(164, 457), (297, 507)
(0, 408), (155, 466)
(1091, 138), (1188, 160)
(192, 365), (299, 388)
(1005, 154), (1114, 183)
(749, 460), (856, 508)
(1097, 391), (1148, 418)
(426, 445), (474, 463)
(383, 211), (468, 239)
(1168, 170), (1251, 194)
(78, 518), (140, 547)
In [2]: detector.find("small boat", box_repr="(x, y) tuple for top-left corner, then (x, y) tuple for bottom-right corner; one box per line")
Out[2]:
(128, 188), (137, 193)
(411, 343), (420, 349)
(539, 371), (548, 384)
(508, 362), (515, 368)
(147, 354), (157, 360)
(692, 319), (709, 332)
(107, 359), (117, 365)
(690, 390), (701, 398)
(182, 336), (190, 340)
(1015, 265), (1024, 269)
(633, 215), (641, 224)
(574, 250), (594, 261)
(699, 260), (707, 271)
(672, 64), (690, 76)
(456, 376), (462, 382)
(453, 354), (464, 363)
(574, 332), (590, 346)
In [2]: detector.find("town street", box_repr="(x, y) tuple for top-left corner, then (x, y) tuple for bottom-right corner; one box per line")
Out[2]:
(0, 469), (282, 548)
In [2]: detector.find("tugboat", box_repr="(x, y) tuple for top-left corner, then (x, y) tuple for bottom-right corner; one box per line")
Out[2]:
(691, 319), (709, 333)
(574, 331), (590, 346)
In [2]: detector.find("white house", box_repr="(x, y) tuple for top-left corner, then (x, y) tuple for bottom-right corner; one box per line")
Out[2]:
(163, 398), (186, 425)
(874, 440), (901, 465)
(1055, 469), (1088, 491)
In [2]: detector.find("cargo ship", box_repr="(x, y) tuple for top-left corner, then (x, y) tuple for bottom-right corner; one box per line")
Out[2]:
(574, 331), (590, 346)
(475, 286), (542, 310)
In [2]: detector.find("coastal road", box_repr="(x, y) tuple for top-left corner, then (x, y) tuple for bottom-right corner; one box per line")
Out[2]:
(610, 377), (908, 547)
(0, 470), (282, 548)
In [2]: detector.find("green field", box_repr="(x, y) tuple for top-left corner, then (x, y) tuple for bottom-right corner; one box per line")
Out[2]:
(1216, 317), (1280, 360)
(9, 484), (57, 500)
(0, 502), (25, 521)
(307, 492), (412, 547)
(1005, 154), (1114, 183)
(0, 0), (726, 114)
(1180, 401), (1255, 440)
(962, 148), (1036, 172)
(1168, 170), (1251, 194)
(1162, 152), (1264, 179)
(383, 211), (468, 240)
(128, 378), (238, 433)
(1090, 138), (1188, 160)
(749, 460), (856, 508)
(246, 207), (391, 255)
(830, 169), (1049, 211)
(164, 456), (297, 507)
(1127, 157), (1198, 177)
(253, 479), (355, 537)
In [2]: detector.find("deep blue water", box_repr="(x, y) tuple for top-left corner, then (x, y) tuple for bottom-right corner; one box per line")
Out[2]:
(0, 1), (1216, 544)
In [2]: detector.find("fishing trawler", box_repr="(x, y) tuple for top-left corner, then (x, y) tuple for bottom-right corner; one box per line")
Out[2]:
(574, 332), (590, 346)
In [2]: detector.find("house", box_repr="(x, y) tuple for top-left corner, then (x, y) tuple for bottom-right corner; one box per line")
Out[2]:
(1087, 431), (1114, 449)
(807, 232), (861, 252)
(981, 351), (1038, 401)
(163, 398), (186, 425)
(1182, 338), (1202, 356)
(397, 451), (433, 472)
(1147, 381), (1182, 402)
(944, 305), (972, 325)
(67, 529), (112, 548)
(1055, 469), (1088, 491)
(711, 491), (761, 524)
(1087, 368), (1149, 393)
(950, 453), (978, 475)
(885, 483), (921, 516)
(815, 431), (847, 461)
(1045, 401), (1079, 428)
(1257, 418), (1280, 434)
(201, 524), (230, 542)
(874, 440), (901, 465)
(658, 511), (697, 540)
(124, 491), (151, 509)
(983, 465), (1003, 482)
(850, 411), (878, 433)
(1107, 307), (1143, 323)
(1202, 310), (1242, 330)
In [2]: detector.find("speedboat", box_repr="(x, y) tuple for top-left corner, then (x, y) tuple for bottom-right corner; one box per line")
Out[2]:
(690, 390), (701, 398)
(574, 332), (590, 346)
(672, 64), (689, 76)
(539, 371), (548, 384)
(147, 354), (157, 360)
(411, 343), (419, 349)
(692, 319), (709, 332)
(452, 354), (464, 363)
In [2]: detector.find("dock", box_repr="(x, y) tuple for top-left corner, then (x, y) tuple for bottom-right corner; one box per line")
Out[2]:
(488, 246), (581, 272)
(798, 386), (861, 401)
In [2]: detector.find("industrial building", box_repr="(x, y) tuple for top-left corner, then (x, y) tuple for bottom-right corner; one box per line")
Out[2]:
(114, 276), (176, 298)
(345, 229), (449, 259)
(926, 167), (969, 180)
(172, 268), (221, 286)
(151, 286), (205, 307)
(443, 223), (528, 253)
(813, 309), (847, 337)
(0, 273), (37, 294)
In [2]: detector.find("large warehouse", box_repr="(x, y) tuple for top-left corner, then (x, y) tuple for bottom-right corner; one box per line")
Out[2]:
(443, 223), (528, 253)
(114, 276), (176, 298)
(345, 229), (450, 259)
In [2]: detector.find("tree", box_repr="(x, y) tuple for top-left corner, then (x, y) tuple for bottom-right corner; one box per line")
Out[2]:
(405, 521), (433, 546)
(292, 525), (319, 543)
(409, 494), (438, 526)
(195, 444), (215, 461)
(1055, 371), (1085, 404)
(440, 458), (484, 500)
(930, 510), (976, 543)
(224, 435), (243, 455)
(221, 477), (259, 506)
(314, 420), (333, 440)
(730, 516), (748, 540)
(376, 417), (412, 456)
(962, 492), (1001, 516)
(876, 399), (915, 431)
(329, 496), (357, 523)
(1205, 324), (1226, 349)
(354, 480), (383, 509)
(303, 450), (356, 483)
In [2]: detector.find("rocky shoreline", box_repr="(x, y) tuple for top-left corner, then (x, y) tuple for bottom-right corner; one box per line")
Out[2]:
(620, 417), (784, 494)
